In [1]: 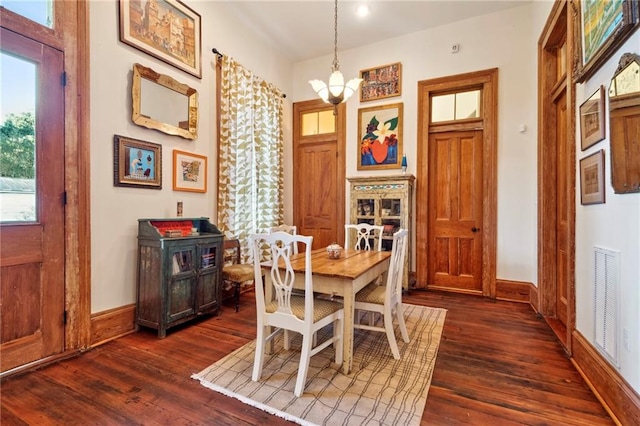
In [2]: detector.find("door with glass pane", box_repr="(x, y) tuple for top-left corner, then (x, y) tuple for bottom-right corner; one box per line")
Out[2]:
(0, 28), (66, 372)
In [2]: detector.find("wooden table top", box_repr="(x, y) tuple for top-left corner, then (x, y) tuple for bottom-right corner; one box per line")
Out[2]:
(285, 249), (391, 280)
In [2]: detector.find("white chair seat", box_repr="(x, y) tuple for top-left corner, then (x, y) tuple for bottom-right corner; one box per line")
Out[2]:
(266, 296), (343, 322)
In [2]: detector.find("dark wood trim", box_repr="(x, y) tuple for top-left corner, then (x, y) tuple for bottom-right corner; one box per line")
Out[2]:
(90, 305), (136, 347)
(571, 330), (640, 425)
(537, 0), (576, 354)
(495, 279), (530, 302)
(416, 68), (498, 297)
(529, 282), (540, 313)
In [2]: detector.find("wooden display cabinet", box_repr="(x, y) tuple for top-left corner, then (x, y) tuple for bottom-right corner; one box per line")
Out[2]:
(348, 175), (414, 290)
(137, 217), (223, 338)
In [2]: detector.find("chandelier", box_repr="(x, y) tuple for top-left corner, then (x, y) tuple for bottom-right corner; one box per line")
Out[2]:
(309, 0), (362, 107)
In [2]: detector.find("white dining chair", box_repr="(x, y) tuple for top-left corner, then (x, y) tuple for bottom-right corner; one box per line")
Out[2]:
(250, 231), (344, 397)
(353, 228), (409, 359)
(270, 224), (298, 254)
(344, 223), (384, 251)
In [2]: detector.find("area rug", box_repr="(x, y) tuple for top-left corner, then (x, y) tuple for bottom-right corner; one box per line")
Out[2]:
(192, 304), (446, 425)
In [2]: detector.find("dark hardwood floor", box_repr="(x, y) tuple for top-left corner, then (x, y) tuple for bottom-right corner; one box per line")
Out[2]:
(1, 290), (613, 425)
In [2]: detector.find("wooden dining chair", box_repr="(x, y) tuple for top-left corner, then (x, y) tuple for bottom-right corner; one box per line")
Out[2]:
(353, 228), (409, 359)
(344, 223), (384, 251)
(270, 224), (298, 254)
(250, 231), (344, 397)
(222, 238), (254, 312)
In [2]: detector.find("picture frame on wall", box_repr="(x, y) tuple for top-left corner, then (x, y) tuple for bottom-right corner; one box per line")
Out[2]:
(580, 149), (605, 205)
(359, 62), (402, 102)
(113, 135), (162, 189)
(173, 149), (207, 193)
(574, 0), (640, 83)
(579, 85), (606, 151)
(358, 102), (403, 170)
(119, 0), (202, 78)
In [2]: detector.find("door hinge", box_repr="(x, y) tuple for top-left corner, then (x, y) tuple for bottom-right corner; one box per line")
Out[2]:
(63, 310), (68, 325)
(62, 72), (67, 86)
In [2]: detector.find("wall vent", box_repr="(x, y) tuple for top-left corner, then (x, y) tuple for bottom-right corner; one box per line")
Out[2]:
(593, 246), (620, 367)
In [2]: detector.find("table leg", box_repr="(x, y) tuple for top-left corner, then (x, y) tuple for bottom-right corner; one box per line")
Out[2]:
(341, 287), (354, 375)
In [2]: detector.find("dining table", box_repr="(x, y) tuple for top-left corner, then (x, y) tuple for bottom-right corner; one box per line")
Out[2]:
(263, 248), (391, 375)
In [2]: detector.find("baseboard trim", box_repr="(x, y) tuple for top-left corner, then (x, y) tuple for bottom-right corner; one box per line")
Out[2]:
(495, 279), (530, 302)
(528, 283), (540, 313)
(90, 304), (136, 347)
(571, 330), (640, 425)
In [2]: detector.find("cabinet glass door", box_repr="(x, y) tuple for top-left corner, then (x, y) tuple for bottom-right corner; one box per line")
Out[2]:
(381, 198), (402, 251)
(356, 198), (376, 225)
(168, 246), (196, 321)
(197, 242), (220, 311)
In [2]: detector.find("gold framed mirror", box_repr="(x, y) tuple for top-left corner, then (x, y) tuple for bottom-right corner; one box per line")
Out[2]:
(608, 52), (640, 194)
(132, 63), (198, 140)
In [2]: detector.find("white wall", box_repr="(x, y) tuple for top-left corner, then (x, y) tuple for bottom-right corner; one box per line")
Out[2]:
(89, 1), (293, 313)
(294, 3), (541, 284)
(574, 32), (640, 393)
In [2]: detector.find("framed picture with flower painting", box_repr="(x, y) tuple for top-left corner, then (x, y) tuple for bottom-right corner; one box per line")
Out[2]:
(358, 103), (403, 170)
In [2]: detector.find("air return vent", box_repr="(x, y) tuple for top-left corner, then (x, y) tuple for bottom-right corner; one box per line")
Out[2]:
(593, 246), (620, 367)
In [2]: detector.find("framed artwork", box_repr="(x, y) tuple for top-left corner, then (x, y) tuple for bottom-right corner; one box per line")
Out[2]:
(113, 135), (162, 189)
(579, 85), (606, 150)
(574, 0), (639, 83)
(119, 0), (202, 78)
(580, 149), (605, 205)
(359, 62), (402, 102)
(173, 149), (207, 193)
(358, 103), (403, 170)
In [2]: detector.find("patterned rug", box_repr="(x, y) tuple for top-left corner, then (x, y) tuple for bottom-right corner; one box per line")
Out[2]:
(191, 304), (446, 426)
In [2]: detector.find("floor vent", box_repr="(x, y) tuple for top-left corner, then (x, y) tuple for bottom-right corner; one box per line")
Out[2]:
(593, 246), (620, 367)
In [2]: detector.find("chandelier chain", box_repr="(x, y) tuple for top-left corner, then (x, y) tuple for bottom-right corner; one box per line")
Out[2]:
(332, 0), (339, 71)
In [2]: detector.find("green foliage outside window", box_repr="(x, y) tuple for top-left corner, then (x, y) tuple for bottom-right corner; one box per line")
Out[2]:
(0, 112), (35, 179)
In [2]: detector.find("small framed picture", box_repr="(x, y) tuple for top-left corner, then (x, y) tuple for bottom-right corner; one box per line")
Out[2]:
(173, 149), (207, 193)
(579, 85), (606, 151)
(359, 62), (402, 102)
(580, 149), (605, 205)
(113, 135), (162, 189)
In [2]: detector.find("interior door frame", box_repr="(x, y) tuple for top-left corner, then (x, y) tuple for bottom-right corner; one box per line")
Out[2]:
(537, 0), (575, 353)
(292, 100), (346, 248)
(0, 2), (91, 376)
(416, 68), (498, 296)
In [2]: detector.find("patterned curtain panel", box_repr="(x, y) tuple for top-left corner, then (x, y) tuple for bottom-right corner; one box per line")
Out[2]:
(217, 55), (284, 262)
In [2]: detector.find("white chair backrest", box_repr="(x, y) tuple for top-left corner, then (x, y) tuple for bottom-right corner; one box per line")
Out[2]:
(385, 228), (409, 304)
(344, 223), (384, 251)
(270, 224), (298, 254)
(251, 231), (313, 322)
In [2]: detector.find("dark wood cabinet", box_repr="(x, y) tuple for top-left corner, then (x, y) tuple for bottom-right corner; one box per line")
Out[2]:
(137, 217), (223, 338)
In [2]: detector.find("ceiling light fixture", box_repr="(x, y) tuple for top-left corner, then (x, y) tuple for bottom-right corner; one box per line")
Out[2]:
(309, 0), (362, 111)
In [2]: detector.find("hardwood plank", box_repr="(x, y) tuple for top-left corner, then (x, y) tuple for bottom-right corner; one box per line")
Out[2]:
(1, 290), (614, 425)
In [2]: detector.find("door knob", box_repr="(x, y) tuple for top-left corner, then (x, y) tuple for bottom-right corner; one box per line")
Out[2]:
(471, 227), (480, 233)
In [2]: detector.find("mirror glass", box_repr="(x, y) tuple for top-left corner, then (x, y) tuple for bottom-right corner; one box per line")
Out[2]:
(608, 52), (640, 194)
(132, 63), (198, 140)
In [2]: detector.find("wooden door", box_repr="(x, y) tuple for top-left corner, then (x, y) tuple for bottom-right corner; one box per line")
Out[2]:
(293, 100), (345, 249)
(0, 28), (66, 372)
(428, 130), (483, 292)
(555, 91), (569, 327)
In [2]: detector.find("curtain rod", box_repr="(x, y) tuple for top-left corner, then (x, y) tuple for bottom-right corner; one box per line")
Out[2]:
(212, 48), (287, 98)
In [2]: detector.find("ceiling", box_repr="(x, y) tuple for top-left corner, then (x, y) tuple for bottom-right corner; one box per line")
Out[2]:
(220, 1), (532, 62)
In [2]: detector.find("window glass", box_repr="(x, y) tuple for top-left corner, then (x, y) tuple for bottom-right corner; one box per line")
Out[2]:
(431, 94), (455, 123)
(301, 111), (335, 136)
(301, 112), (318, 136)
(1, 52), (37, 222)
(317, 110), (335, 134)
(0, 0), (54, 28)
(456, 90), (481, 119)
